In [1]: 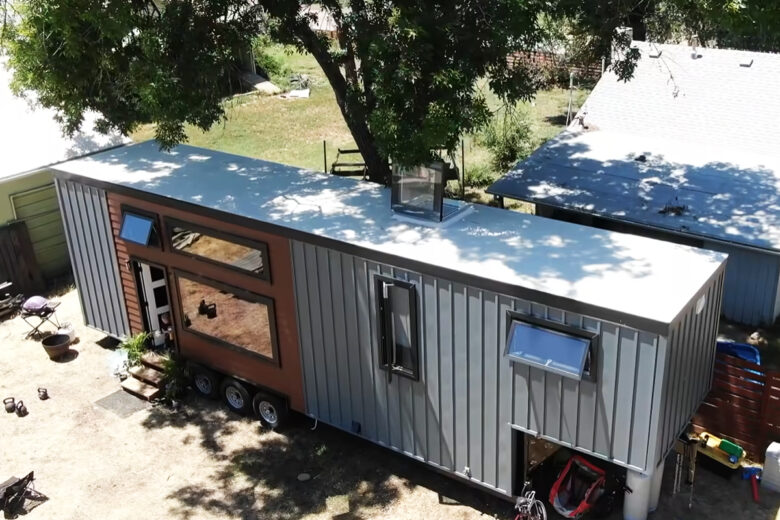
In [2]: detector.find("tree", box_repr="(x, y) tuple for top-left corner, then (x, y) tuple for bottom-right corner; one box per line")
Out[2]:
(0, 1), (688, 183)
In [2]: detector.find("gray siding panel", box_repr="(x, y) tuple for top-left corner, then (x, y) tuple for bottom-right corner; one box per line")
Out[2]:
(291, 242), (724, 495)
(656, 267), (725, 465)
(55, 179), (129, 338)
(703, 241), (780, 325)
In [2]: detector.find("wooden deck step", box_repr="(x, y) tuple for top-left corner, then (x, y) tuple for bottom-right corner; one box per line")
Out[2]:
(121, 377), (161, 401)
(141, 351), (167, 371)
(129, 365), (166, 388)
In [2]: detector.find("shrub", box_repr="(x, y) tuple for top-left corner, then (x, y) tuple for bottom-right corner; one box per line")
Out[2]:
(120, 332), (150, 367)
(480, 110), (535, 173)
(464, 163), (498, 188)
(251, 35), (290, 84)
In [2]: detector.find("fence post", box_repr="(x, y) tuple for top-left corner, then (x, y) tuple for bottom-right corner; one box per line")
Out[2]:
(323, 140), (328, 174)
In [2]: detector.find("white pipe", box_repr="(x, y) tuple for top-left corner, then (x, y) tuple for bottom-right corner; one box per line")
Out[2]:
(624, 470), (652, 520)
(649, 460), (665, 511)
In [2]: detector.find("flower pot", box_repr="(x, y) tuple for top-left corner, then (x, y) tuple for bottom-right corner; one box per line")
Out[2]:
(41, 334), (71, 360)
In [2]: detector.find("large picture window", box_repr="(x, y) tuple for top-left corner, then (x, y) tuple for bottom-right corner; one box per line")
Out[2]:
(505, 312), (597, 381)
(166, 218), (270, 280)
(175, 272), (277, 362)
(375, 275), (420, 380)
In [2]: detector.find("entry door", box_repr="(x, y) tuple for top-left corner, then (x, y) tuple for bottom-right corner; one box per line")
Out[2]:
(137, 262), (170, 332)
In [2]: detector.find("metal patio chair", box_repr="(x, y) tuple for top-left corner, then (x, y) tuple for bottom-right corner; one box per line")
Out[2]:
(20, 296), (61, 339)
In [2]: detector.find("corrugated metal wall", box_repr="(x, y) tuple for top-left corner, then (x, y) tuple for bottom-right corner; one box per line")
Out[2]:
(655, 267), (725, 466)
(703, 241), (780, 326)
(11, 184), (70, 279)
(291, 241), (709, 495)
(56, 179), (129, 338)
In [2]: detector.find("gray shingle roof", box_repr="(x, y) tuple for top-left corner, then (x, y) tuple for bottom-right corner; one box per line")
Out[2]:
(581, 41), (780, 155)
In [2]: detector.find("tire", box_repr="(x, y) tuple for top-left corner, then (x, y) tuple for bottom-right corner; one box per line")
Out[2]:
(531, 500), (547, 520)
(220, 378), (252, 414)
(252, 392), (288, 430)
(190, 365), (219, 399)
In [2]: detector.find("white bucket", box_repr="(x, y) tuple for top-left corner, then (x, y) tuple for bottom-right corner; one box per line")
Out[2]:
(57, 322), (75, 343)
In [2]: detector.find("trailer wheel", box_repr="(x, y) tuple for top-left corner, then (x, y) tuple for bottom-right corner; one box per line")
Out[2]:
(220, 378), (252, 414)
(190, 365), (219, 398)
(253, 393), (288, 430)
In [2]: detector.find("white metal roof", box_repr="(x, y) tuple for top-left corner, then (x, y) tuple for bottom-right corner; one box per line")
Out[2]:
(0, 58), (128, 181)
(52, 141), (726, 325)
(489, 41), (780, 251)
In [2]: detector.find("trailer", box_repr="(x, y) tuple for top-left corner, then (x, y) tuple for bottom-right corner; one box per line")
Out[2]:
(52, 141), (726, 520)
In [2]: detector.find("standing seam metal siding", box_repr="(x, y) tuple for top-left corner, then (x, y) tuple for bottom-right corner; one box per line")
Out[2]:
(655, 267), (725, 466)
(291, 241), (720, 495)
(702, 241), (780, 326)
(56, 178), (130, 338)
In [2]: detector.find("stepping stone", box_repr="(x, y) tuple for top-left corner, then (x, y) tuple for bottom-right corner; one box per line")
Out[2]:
(129, 365), (166, 388)
(121, 377), (161, 401)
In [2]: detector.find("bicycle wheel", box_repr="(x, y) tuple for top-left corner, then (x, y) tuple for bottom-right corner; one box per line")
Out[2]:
(530, 499), (547, 520)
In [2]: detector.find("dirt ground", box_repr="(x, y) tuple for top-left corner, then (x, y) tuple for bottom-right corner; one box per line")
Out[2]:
(1, 289), (779, 520)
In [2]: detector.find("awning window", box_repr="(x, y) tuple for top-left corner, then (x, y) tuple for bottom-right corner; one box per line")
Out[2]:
(506, 319), (594, 380)
(120, 212), (157, 246)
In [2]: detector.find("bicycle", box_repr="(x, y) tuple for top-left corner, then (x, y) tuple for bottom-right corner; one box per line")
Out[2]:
(514, 481), (547, 520)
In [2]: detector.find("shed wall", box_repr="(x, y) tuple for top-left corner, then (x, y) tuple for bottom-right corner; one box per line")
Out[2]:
(702, 241), (780, 326)
(2, 171), (70, 280)
(55, 178), (129, 337)
(655, 267), (725, 466)
(291, 241), (675, 496)
(536, 204), (776, 326)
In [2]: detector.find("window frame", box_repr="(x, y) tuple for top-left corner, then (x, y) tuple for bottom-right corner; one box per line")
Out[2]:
(504, 311), (598, 382)
(390, 162), (445, 222)
(173, 270), (279, 365)
(375, 274), (420, 381)
(119, 206), (161, 248)
(164, 217), (271, 282)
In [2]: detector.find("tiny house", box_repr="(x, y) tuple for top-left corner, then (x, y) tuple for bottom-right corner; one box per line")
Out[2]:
(53, 142), (726, 519)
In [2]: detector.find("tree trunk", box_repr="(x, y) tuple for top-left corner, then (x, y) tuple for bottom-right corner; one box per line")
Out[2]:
(297, 25), (390, 185)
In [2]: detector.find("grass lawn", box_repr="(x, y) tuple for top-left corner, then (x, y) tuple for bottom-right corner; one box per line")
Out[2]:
(132, 51), (590, 188)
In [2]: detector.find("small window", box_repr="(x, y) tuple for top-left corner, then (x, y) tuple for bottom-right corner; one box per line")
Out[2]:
(176, 272), (278, 363)
(505, 314), (597, 381)
(167, 218), (270, 281)
(376, 275), (420, 380)
(120, 212), (158, 246)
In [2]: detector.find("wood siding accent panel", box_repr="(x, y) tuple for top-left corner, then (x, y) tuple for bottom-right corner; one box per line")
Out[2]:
(104, 191), (305, 412)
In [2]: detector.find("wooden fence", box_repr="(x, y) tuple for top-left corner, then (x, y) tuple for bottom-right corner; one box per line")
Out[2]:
(0, 220), (45, 297)
(692, 352), (780, 461)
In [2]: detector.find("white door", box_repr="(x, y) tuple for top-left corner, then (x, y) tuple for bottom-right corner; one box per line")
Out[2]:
(138, 263), (170, 332)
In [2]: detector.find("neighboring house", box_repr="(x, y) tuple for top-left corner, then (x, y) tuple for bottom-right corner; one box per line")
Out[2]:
(0, 58), (127, 283)
(488, 41), (780, 326)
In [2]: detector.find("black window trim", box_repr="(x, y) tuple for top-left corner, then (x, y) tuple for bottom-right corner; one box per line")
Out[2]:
(375, 274), (420, 381)
(390, 162), (445, 222)
(173, 269), (280, 366)
(165, 217), (271, 282)
(504, 310), (599, 382)
(119, 205), (161, 248)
